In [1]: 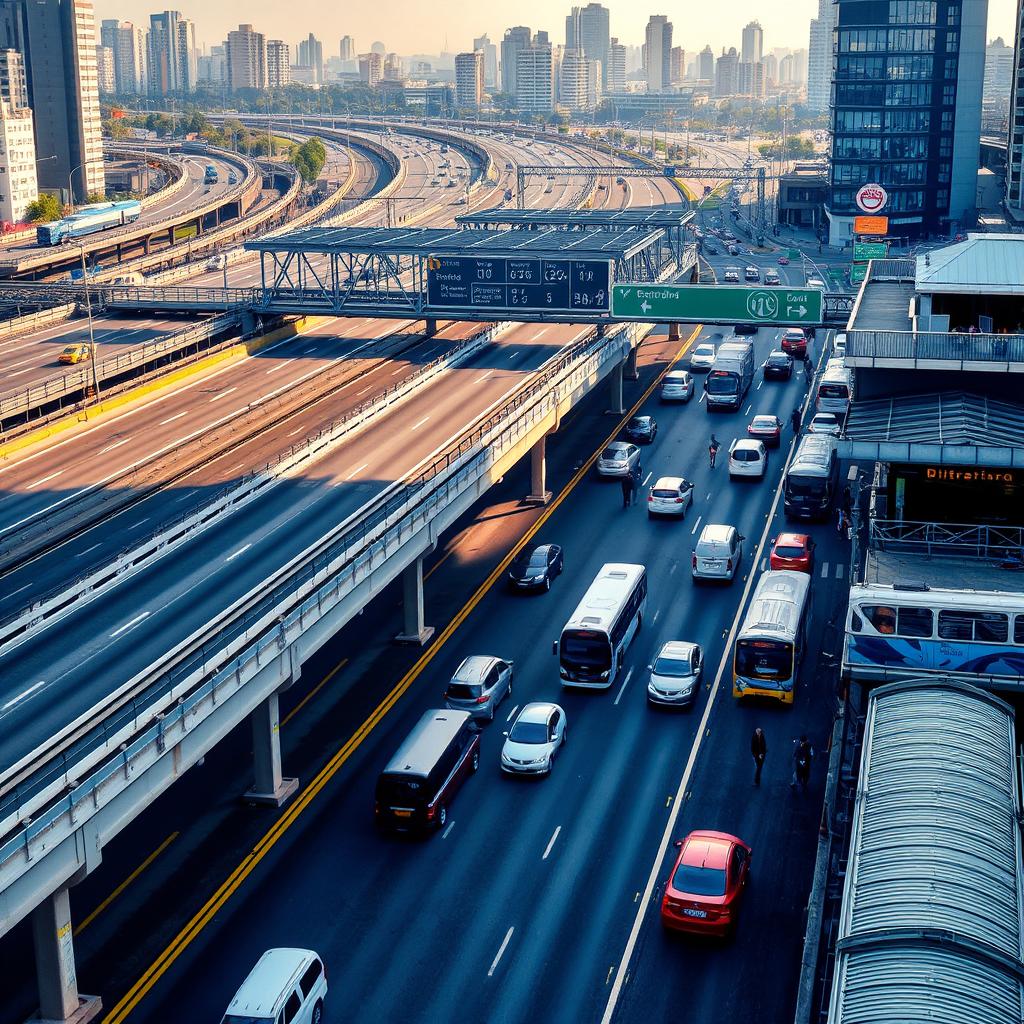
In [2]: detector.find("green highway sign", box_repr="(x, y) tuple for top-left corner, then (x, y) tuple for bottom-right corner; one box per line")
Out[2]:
(854, 241), (888, 261)
(611, 283), (823, 325)
(850, 262), (868, 284)
(788, 248), (801, 259)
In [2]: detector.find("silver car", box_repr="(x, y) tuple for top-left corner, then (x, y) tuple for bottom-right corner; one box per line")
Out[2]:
(443, 655), (513, 722)
(660, 370), (695, 402)
(501, 702), (567, 776)
(689, 343), (717, 372)
(647, 642), (703, 708)
(596, 441), (641, 478)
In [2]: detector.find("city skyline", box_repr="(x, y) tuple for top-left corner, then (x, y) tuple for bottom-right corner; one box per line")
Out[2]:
(92, 0), (1018, 57)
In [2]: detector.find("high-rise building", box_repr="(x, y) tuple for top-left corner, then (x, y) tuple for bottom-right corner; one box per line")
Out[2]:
(100, 20), (146, 95)
(501, 25), (531, 95)
(828, 0), (986, 242)
(225, 23), (266, 91)
(147, 11), (180, 95)
(715, 47), (738, 97)
(738, 60), (764, 97)
(644, 15), (671, 92)
(383, 52), (402, 80)
(793, 48), (808, 86)
(559, 47), (600, 110)
(761, 53), (778, 87)
(741, 21), (763, 65)
(197, 44), (224, 85)
(697, 44), (714, 82)
(670, 45), (684, 86)
(0, 97), (36, 222)
(473, 33), (498, 88)
(0, 47), (27, 107)
(806, 0), (834, 113)
(0, 0), (103, 201)
(359, 51), (383, 87)
(95, 43), (114, 92)
(454, 49), (484, 108)
(298, 33), (323, 84)
(778, 52), (795, 84)
(983, 36), (1013, 124)
(177, 17), (197, 91)
(1007, 7), (1024, 215)
(516, 35), (554, 113)
(267, 39), (290, 88)
(566, 4), (609, 87)
(339, 35), (355, 61)
(607, 36), (625, 92)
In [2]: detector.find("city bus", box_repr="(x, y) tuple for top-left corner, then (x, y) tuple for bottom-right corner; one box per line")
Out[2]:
(784, 434), (838, 521)
(815, 358), (853, 417)
(733, 570), (811, 704)
(554, 563), (647, 688)
(843, 582), (1024, 687)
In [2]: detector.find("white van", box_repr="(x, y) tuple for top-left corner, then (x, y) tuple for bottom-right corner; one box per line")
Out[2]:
(111, 272), (144, 285)
(692, 524), (744, 582)
(222, 948), (327, 1024)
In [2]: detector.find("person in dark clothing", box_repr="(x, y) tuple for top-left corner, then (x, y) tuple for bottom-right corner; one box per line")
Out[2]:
(791, 735), (814, 792)
(790, 407), (802, 434)
(751, 727), (767, 786)
(803, 358), (813, 385)
(621, 473), (635, 508)
(842, 484), (853, 520)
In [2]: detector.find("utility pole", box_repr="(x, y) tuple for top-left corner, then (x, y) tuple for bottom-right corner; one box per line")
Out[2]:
(79, 245), (100, 406)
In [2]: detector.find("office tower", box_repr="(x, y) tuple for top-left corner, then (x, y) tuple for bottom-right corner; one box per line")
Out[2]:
(455, 50), (484, 107)
(267, 39), (290, 87)
(566, 7), (580, 49)
(225, 23), (266, 91)
(644, 15), (671, 92)
(516, 35), (554, 112)
(715, 47), (738, 97)
(983, 36), (1013, 122)
(298, 33), (323, 84)
(0, 0), (103, 201)
(778, 52), (795, 83)
(100, 20), (146, 94)
(607, 36), (625, 92)
(0, 46), (27, 106)
(806, 0), (834, 112)
(738, 60), (764, 97)
(566, 3), (609, 86)
(339, 35), (355, 61)
(741, 21), (763, 65)
(473, 33), (498, 88)
(559, 48), (600, 110)
(698, 44), (714, 82)
(147, 11), (180, 94)
(1007, 4), (1024, 214)
(197, 45), (224, 85)
(761, 53), (778, 87)
(501, 25), (531, 95)
(828, 0), (986, 241)
(670, 45), (684, 86)
(383, 53), (402, 80)
(95, 43), (113, 92)
(0, 95), (35, 222)
(359, 51), (383, 86)
(177, 17), (196, 91)
(793, 48), (808, 85)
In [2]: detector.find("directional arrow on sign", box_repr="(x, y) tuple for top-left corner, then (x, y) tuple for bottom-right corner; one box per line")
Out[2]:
(641, 300), (651, 314)
(787, 304), (808, 317)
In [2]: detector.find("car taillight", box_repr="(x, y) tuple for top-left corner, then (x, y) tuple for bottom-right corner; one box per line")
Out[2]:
(673, 497), (683, 503)
(648, 494), (654, 502)
(474, 694), (490, 704)
(426, 805), (435, 820)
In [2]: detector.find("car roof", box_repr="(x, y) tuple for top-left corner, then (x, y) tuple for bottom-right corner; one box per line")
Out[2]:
(382, 709), (471, 777)
(605, 440), (631, 450)
(767, 349), (790, 358)
(630, 414), (652, 422)
(452, 655), (499, 683)
(664, 369), (690, 378)
(227, 948), (318, 1014)
(732, 438), (763, 450)
(657, 640), (699, 659)
(751, 414), (778, 423)
(517, 701), (559, 724)
(693, 341), (716, 349)
(681, 833), (733, 870)
(653, 476), (686, 489)
(776, 532), (811, 546)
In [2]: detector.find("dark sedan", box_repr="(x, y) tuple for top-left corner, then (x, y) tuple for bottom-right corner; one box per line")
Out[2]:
(763, 350), (794, 380)
(508, 544), (564, 592)
(625, 415), (658, 444)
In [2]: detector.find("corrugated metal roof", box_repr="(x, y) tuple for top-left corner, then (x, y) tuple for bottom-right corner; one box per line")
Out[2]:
(828, 678), (1024, 1023)
(455, 207), (692, 228)
(916, 234), (1024, 294)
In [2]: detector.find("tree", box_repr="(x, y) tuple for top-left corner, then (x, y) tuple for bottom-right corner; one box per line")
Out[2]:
(25, 194), (63, 222)
(290, 136), (326, 184)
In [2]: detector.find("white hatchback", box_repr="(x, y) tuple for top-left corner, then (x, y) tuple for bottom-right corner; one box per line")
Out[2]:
(647, 476), (695, 518)
(728, 438), (768, 479)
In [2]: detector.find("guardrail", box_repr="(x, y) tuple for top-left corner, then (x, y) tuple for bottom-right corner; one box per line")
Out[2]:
(0, 302), (76, 339)
(869, 518), (1024, 559)
(847, 328), (1024, 365)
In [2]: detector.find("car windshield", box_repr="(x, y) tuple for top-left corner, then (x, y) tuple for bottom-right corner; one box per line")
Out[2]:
(509, 719), (548, 744)
(672, 862), (727, 897)
(602, 447), (625, 460)
(774, 544), (806, 559)
(653, 653), (692, 676)
(694, 345), (715, 357)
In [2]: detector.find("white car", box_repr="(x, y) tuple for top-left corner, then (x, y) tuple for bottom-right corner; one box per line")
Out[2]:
(723, 266), (741, 283)
(808, 412), (842, 436)
(833, 332), (848, 358)
(647, 642), (704, 708)
(807, 276), (825, 289)
(688, 342), (717, 372)
(647, 476), (695, 518)
(728, 438), (768, 479)
(501, 703), (567, 777)
(660, 369), (695, 401)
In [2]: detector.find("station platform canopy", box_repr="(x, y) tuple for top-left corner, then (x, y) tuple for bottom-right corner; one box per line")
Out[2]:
(454, 207), (693, 231)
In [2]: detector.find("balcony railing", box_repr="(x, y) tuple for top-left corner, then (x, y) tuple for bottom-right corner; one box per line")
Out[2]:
(847, 329), (1024, 365)
(870, 518), (1024, 560)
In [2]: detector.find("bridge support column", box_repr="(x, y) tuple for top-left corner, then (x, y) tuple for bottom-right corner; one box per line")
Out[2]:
(395, 556), (435, 646)
(608, 361), (625, 415)
(244, 693), (298, 807)
(30, 888), (101, 1024)
(526, 433), (552, 505)
(624, 346), (639, 381)
(425, 318), (438, 337)
(667, 323), (681, 341)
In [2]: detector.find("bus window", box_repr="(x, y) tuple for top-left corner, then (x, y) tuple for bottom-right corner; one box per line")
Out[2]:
(1015, 616), (1024, 644)
(896, 607), (933, 638)
(862, 606), (897, 634)
(937, 610), (1008, 643)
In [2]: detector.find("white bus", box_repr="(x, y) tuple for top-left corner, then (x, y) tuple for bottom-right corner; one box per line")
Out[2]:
(844, 582), (1024, 688)
(733, 571), (811, 704)
(555, 563), (648, 688)
(815, 359), (853, 417)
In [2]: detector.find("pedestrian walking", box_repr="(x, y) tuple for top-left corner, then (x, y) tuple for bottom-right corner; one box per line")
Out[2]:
(791, 735), (814, 792)
(708, 433), (721, 468)
(836, 505), (846, 534)
(803, 358), (813, 386)
(751, 727), (767, 787)
(790, 406), (802, 434)
(842, 484), (853, 522)
(621, 472), (635, 508)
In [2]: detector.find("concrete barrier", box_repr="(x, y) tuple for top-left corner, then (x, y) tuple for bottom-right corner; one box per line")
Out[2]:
(0, 303), (76, 340)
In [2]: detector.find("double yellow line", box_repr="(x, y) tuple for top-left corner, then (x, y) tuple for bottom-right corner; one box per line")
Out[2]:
(104, 324), (702, 1022)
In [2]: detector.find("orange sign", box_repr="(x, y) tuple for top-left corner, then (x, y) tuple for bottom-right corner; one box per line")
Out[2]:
(854, 215), (889, 235)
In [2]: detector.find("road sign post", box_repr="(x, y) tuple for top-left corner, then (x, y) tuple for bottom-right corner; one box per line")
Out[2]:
(611, 284), (823, 325)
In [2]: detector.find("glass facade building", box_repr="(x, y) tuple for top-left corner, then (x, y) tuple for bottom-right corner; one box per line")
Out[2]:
(827, 0), (986, 242)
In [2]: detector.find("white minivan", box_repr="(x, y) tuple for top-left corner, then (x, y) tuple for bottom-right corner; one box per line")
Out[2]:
(222, 948), (327, 1024)
(692, 524), (744, 582)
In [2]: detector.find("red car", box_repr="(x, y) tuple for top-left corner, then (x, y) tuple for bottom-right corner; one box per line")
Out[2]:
(747, 414), (782, 448)
(770, 532), (816, 573)
(780, 327), (807, 358)
(777, 255), (790, 265)
(661, 830), (752, 936)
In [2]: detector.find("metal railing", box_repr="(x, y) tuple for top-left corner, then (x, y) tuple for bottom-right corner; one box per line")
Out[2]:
(870, 518), (1024, 560)
(866, 258), (915, 282)
(847, 329), (1024, 364)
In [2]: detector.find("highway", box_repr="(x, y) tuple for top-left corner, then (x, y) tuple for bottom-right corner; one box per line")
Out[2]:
(0, 323), (852, 1023)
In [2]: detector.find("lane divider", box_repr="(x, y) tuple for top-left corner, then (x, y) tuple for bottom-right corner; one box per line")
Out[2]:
(103, 324), (702, 1023)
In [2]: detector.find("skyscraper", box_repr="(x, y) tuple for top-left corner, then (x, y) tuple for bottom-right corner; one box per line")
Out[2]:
(147, 11), (180, 95)
(473, 33), (498, 89)
(339, 36), (355, 61)
(501, 25), (531, 95)
(0, 0), (104, 201)
(571, 4), (610, 87)
(516, 34), (554, 113)
(607, 36), (625, 92)
(100, 20), (146, 95)
(0, 93), (35, 222)
(983, 37), (1013, 124)
(359, 51), (382, 86)
(741, 21), (764, 65)
(225, 23), (266, 91)
(95, 43), (113, 92)
(670, 45), (684, 86)
(806, 0), (834, 113)
(644, 15), (672, 92)
(1007, 6), (1024, 215)
(298, 33), (323, 84)
(454, 50), (484, 108)
(697, 45), (714, 82)
(177, 17), (197, 91)
(827, 0), (986, 241)
(715, 47), (738, 97)
(267, 39), (290, 88)
(559, 47), (600, 110)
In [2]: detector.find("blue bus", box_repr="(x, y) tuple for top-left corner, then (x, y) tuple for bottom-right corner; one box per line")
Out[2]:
(36, 200), (142, 246)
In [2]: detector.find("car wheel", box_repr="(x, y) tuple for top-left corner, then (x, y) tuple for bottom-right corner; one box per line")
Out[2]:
(312, 1000), (324, 1024)
(544, 576), (551, 592)
(437, 804), (447, 827)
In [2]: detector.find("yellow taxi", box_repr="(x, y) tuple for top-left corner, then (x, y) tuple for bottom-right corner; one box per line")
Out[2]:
(58, 343), (92, 364)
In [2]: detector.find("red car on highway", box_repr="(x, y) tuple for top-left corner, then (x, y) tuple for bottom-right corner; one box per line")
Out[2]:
(777, 255), (790, 265)
(660, 830), (752, 937)
(770, 533), (816, 573)
(780, 327), (808, 359)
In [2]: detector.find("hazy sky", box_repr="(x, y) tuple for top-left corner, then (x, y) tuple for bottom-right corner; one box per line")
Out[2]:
(94, 0), (1018, 56)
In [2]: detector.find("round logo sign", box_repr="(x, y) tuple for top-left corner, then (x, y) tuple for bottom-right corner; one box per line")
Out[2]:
(855, 183), (888, 214)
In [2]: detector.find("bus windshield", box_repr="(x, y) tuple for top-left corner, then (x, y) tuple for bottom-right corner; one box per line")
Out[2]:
(735, 638), (792, 680)
(706, 371), (737, 395)
(560, 629), (611, 670)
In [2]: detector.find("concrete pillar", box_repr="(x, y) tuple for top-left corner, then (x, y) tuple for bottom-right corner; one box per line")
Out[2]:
(624, 345), (639, 381)
(31, 888), (101, 1024)
(526, 433), (552, 505)
(395, 556), (435, 646)
(425, 317), (438, 336)
(668, 323), (681, 341)
(609, 361), (625, 415)
(244, 693), (298, 807)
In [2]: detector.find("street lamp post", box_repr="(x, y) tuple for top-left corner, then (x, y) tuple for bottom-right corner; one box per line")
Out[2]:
(68, 162), (85, 209)
(79, 244), (100, 406)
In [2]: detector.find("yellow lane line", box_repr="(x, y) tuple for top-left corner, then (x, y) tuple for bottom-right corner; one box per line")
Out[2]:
(104, 324), (702, 1023)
